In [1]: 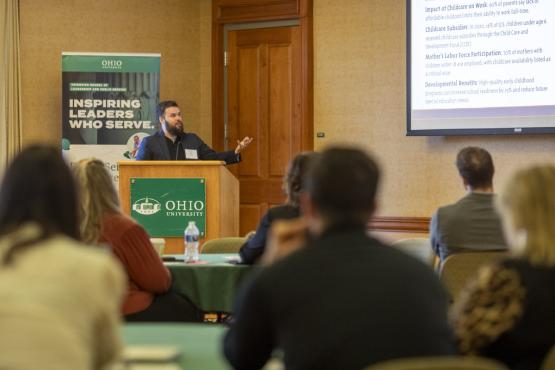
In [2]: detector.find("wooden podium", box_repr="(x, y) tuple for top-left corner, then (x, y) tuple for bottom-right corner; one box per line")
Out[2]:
(118, 160), (239, 254)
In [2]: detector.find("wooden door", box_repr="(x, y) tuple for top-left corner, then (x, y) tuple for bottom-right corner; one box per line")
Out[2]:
(227, 26), (303, 235)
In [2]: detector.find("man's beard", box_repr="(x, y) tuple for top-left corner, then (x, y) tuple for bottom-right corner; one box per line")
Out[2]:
(164, 121), (183, 137)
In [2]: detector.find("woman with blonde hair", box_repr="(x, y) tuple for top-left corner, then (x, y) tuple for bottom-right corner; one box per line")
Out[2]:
(74, 158), (202, 322)
(451, 164), (555, 370)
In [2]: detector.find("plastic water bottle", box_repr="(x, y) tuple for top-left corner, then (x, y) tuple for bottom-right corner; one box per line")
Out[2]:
(184, 221), (200, 263)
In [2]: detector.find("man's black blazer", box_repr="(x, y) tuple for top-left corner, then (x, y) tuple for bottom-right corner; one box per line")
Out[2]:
(135, 130), (240, 164)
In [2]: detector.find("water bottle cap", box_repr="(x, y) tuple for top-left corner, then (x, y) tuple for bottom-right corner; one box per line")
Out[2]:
(188, 221), (196, 226)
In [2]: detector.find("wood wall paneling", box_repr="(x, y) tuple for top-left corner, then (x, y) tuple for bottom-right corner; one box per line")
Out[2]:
(212, 0), (312, 153)
(215, 0), (300, 22)
(240, 203), (266, 236)
(213, 0), (313, 235)
(368, 216), (430, 234)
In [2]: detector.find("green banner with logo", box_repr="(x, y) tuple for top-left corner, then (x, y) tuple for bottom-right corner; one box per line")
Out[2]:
(130, 178), (206, 237)
(61, 52), (160, 185)
(62, 54), (160, 73)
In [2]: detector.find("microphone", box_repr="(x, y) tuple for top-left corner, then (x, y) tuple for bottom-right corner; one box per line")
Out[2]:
(176, 141), (182, 160)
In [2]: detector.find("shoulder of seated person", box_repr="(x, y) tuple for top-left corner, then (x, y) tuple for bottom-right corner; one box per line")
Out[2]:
(268, 205), (299, 219)
(435, 199), (469, 219)
(47, 236), (115, 263)
(102, 213), (139, 234)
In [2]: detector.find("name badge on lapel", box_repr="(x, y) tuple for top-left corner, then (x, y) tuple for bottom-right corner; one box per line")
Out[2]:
(185, 149), (198, 159)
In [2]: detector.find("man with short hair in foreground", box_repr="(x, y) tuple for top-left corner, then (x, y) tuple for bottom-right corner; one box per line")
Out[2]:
(223, 147), (455, 370)
(430, 146), (506, 263)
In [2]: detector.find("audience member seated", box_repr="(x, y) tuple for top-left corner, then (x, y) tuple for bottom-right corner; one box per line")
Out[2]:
(451, 164), (555, 370)
(430, 146), (507, 262)
(239, 152), (320, 264)
(0, 145), (125, 370)
(224, 146), (456, 370)
(74, 158), (202, 322)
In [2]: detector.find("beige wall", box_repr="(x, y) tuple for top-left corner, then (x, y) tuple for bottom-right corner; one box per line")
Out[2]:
(313, 0), (555, 217)
(19, 0), (212, 146)
(19, 0), (555, 219)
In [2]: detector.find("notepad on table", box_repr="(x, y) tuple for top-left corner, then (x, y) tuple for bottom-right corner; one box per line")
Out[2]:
(124, 345), (181, 364)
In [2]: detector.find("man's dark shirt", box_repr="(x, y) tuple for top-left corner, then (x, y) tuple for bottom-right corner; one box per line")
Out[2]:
(136, 130), (240, 164)
(164, 136), (185, 160)
(224, 225), (455, 370)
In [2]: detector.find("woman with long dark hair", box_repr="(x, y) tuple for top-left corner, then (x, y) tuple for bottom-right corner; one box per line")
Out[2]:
(0, 145), (125, 370)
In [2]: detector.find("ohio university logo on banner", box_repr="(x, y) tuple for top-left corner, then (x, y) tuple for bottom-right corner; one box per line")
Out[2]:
(130, 178), (206, 237)
(61, 52), (160, 184)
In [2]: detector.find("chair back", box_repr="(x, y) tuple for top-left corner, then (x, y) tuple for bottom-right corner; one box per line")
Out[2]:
(391, 238), (434, 265)
(363, 356), (509, 370)
(201, 237), (246, 254)
(439, 251), (508, 303)
(541, 344), (555, 370)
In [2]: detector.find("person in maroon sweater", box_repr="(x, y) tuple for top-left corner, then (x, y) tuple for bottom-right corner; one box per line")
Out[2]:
(74, 158), (202, 322)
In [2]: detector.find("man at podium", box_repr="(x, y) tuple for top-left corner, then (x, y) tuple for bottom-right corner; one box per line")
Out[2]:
(136, 100), (252, 164)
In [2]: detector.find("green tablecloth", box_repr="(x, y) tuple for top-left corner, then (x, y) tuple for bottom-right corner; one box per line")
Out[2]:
(124, 323), (231, 370)
(165, 254), (255, 313)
